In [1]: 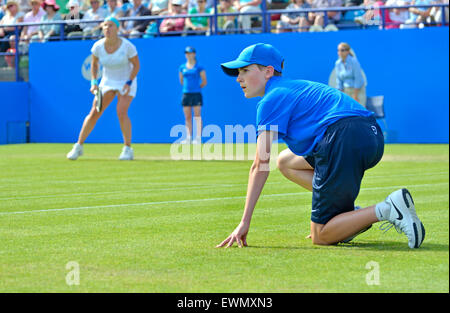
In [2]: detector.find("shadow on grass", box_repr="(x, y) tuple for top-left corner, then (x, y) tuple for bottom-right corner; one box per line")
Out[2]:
(246, 241), (449, 252)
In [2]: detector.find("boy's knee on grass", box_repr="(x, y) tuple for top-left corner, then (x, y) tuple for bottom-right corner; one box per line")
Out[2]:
(310, 232), (336, 246)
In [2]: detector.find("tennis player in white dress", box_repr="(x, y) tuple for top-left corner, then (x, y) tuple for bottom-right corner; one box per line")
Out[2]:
(67, 16), (140, 161)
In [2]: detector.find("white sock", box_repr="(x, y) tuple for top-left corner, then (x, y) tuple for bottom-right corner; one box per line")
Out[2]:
(375, 201), (391, 221)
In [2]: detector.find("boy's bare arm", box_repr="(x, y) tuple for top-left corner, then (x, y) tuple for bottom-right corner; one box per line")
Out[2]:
(216, 131), (274, 248)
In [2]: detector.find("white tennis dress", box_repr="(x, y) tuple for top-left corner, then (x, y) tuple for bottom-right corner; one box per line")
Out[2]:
(91, 37), (138, 97)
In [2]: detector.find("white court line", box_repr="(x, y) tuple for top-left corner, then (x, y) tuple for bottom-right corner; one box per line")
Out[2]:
(0, 182), (447, 216)
(1, 170), (448, 202)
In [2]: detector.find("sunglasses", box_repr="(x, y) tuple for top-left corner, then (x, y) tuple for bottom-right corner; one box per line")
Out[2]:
(338, 49), (349, 52)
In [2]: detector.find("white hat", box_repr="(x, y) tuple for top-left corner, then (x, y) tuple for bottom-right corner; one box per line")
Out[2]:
(172, 0), (184, 5)
(66, 0), (79, 8)
(6, 0), (19, 6)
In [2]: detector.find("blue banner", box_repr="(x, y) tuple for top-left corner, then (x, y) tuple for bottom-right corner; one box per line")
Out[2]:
(24, 27), (449, 144)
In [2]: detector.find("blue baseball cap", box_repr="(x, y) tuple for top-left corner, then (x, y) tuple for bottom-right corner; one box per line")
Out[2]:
(221, 43), (284, 76)
(185, 46), (196, 53)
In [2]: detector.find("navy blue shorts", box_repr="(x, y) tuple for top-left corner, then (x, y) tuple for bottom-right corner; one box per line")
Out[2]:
(306, 116), (384, 224)
(182, 93), (203, 107)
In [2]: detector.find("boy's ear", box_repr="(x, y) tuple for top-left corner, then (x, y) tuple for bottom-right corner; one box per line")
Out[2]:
(265, 65), (275, 79)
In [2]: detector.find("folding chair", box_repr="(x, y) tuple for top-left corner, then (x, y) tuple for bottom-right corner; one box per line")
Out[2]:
(366, 95), (388, 140)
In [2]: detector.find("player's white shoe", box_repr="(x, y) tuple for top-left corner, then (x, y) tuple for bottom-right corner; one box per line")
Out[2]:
(67, 143), (83, 160)
(119, 146), (134, 160)
(379, 189), (425, 248)
(192, 137), (201, 144)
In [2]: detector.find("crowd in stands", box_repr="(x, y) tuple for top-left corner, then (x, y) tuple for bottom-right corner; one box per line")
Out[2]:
(0, 0), (449, 53)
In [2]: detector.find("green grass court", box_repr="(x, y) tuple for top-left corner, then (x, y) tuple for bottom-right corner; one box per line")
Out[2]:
(0, 143), (448, 292)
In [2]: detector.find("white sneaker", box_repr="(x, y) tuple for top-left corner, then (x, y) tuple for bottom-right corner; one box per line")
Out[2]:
(380, 189), (425, 248)
(192, 137), (201, 144)
(67, 143), (83, 160)
(119, 146), (134, 160)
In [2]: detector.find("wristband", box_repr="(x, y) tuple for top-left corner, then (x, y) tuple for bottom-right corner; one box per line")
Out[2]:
(91, 79), (98, 86)
(126, 80), (133, 86)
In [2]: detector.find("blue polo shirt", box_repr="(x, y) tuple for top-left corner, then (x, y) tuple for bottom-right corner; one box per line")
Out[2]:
(256, 76), (373, 156)
(179, 63), (205, 93)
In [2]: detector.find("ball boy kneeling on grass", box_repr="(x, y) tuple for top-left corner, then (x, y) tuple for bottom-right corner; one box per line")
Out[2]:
(216, 43), (425, 249)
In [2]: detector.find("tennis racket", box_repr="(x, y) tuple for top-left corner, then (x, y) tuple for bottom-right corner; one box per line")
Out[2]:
(95, 86), (103, 113)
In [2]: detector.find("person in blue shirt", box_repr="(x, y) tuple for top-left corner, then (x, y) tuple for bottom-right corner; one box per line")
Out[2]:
(216, 43), (425, 249)
(335, 42), (366, 107)
(178, 46), (207, 144)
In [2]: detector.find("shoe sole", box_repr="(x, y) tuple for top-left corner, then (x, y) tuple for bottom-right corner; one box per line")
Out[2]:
(401, 189), (425, 248)
(67, 150), (83, 160)
(119, 154), (134, 161)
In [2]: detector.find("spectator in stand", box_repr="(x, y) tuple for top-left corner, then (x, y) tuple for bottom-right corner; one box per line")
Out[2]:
(276, 0), (310, 33)
(64, 0), (84, 38)
(122, 0), (151, 38)
(185, 0), (212, 34)
(184, 0), (216, 10)
(212, 0), (237, 33)
(385, 0), (410, 28)
(121, 0), (133, 14)
(0, 0), (24, 52)
(81, 0), (107, 38)
(120, 0), (133, 13)
(20, 0), (45, 43)
(105, 0), (124, 17)
(401, 0), (432, 27)
(159, 0), (186, 35)
(334, 42), (366, 106)
(354, 0), (384, 26)
(234, 0), (262, 33)
(183, 0), (201, 11)
(304, 0), (343, 31)
(144, 0), (167, 37)
(148, 0), (169, 15)
(4, 33), (16, 67)
(17, 0), (31, 12)
(427, 0), (449, 24)
(30, 0), (62, 42)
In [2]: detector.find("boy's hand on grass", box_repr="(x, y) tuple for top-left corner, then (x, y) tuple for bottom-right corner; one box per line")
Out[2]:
(216, 221), (249, 248)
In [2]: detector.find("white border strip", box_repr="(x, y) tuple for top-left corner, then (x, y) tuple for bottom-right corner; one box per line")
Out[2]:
(1, 171), (448, 201)
(0, 182), (447, 216)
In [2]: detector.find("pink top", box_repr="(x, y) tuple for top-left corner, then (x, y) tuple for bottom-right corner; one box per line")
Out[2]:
(23, 8), (46, 36)
(159, 12), (186, 33)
